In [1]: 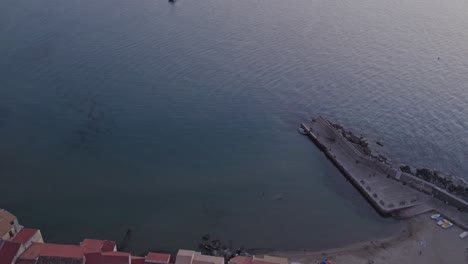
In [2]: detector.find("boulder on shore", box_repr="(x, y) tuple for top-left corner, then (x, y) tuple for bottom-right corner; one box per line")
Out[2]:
(400, 164), (417, 175)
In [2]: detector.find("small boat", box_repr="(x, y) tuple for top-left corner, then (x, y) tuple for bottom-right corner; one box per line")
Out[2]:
(298, 127), (308, 135)
(441, 220), (453, 229)
(431, 214), (441, 220)
(459, 231), (467, 239)
(436, 220), (445, 226)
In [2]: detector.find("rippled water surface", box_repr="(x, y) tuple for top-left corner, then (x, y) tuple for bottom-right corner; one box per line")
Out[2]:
(1, 0), (467, 253)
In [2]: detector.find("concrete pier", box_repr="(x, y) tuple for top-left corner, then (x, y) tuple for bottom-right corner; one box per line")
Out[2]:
(301, 117), (427, 216)
(301, 116), (468, 230)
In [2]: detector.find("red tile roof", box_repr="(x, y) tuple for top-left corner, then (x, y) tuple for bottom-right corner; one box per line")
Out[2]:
(85, 251), (130, 264)
(18, 243), (84, 260)
(36, 256), (84, 264)
(102, 251), (130, 257)
(80, 239), (116, 253)
(17, 243), (47, 259)
(230, 256), (252, 264)
(0, 240), (22, 264)
(12, 228), (38, 244)
(132, 256), (146, 264)
(102, 240), (117, 252)
(252, 260), (278, 264)
(146, 252), (171, 263)
(14, 259), (37, 264)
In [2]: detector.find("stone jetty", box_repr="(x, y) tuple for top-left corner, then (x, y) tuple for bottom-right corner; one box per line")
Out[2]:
(301, 117), (426, 216)
(301, 116), (468, 226)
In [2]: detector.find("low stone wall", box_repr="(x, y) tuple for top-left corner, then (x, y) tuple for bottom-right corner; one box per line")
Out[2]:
(398, 172), (468, 212)
(398, 172), (434, 194)
(432, 187), (468, 212)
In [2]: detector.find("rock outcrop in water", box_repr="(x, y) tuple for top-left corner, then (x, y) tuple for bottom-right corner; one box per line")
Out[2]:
(198, 235), (249, 263)
(400, 165), (468, 202)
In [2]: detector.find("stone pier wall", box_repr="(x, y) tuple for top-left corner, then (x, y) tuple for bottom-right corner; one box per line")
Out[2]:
(304, 117), (426, 215)
(399, 172), (468, 212)
(307, 116), (468, 214)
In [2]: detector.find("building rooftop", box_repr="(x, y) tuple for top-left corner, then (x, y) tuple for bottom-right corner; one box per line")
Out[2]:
(175, 249), (195, 264)
(14, 259), (37, 264)
(176, 250), (224, 264)
(102, 251), (130, 257)
(230, 256), (252, 264)
(252, 256), (288, 264)
(36, 255), (84, 264)
(80, 238), (116, 253)
(0, 209), (16, 238)
(131, 256), (145, 264)
(0, 221), (12, 238)
(18, 243), (84, 260)
(85, 251), (131, 264)
(0, 240), (22, 264)
(178, 250), (196, 257)
(146, 252), (171, 263)
(102, 241), (117, 252)
(0, 209), (16, 223)
(193, 253), (224, 264)
(12, 228), (39, 244)
(132, 256), (146, 264)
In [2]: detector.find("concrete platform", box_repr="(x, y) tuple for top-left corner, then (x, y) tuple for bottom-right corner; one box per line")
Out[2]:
(302, 117), (428, 216)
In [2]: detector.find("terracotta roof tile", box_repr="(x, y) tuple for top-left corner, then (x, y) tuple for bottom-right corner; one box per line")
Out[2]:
(36, 255), (83, 264)
(12, 228), (39, 244)
(102, 241), (116, 252)
(80, 239), (116, 253)
(18, 243), (47, 259)
(85, 251), (130, 264)
(18, 243), (84, 260)
(146, 252), (171, 263)
(132, 256), (145, 264)
(14, 259), (37, 264)
(0, 240), (22, 264)
(230, 256), (252, 264)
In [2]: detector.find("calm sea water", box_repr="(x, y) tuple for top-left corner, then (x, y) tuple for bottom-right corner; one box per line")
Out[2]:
(1, 0), (467, 254)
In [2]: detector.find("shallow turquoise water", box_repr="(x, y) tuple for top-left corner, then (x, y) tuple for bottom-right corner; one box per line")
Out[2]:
(1, 0), (467, 253)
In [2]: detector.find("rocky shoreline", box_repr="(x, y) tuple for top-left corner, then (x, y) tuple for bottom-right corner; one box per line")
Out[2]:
(325, 118), (468, 203)
(198, 235), (250, 262)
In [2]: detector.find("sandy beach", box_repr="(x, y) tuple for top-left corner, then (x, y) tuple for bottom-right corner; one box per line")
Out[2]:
(270, 213), (467, 264)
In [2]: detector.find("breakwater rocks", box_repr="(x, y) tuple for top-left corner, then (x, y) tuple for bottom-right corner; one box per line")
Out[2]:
(400, 165), (468, 202)
(329, 121), (389, 164)
(328, 119), (467, 203)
